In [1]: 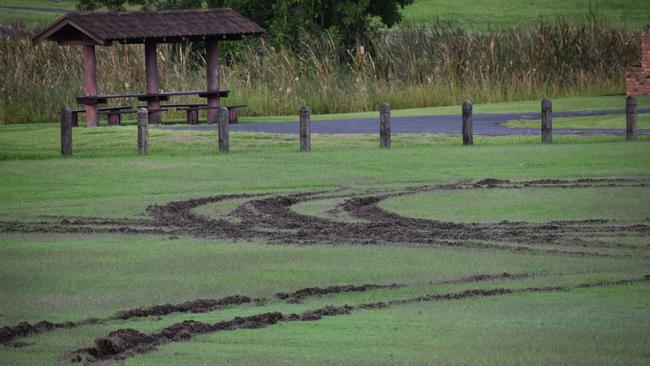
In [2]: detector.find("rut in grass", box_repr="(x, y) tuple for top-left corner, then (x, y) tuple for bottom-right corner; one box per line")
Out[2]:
(1, 178), (649, 252)
(70, 276), (650, 363)
(0, 270), (560, 347)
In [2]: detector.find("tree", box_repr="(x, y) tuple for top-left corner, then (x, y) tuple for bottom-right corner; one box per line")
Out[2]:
(209, 0), (414, 48)
(76, 0), (413, 48)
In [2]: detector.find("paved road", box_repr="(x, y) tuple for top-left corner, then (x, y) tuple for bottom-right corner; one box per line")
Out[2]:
(164, 109), (650, 136)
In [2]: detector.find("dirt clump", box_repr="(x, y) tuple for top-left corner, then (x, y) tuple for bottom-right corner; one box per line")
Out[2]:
(474, 178), (510, 187)
(290, 305), (354, 321)
(434, 272), (534, 285)
(0, 320), (74, 346)
(89, 328), (157, 359)
(114, 295), (253, 320)
(74, 312), (285, 362)
(277, 283), (403, 303)
(156, 320), (215, 341)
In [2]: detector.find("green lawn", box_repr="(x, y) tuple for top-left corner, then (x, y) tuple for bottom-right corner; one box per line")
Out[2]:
(400, 0), (650, 30)
(0, 0), (75, 26)
(380, 186), (650, 223)
(505, 112), (650, 130)
(133, 286), (650, 366)
(3, 0), (649, 30)
(0, 120), (649, 364)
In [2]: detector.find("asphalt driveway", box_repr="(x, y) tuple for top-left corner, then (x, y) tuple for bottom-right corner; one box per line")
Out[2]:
(163, 108), (650, 136)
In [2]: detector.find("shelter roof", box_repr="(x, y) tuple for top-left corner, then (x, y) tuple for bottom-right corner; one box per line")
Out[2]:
(33, 8), (265, 45)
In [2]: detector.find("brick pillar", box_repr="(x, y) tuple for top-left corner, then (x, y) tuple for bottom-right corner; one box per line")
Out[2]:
(626, 31), (650, 97)
(643, 32), (650, 75)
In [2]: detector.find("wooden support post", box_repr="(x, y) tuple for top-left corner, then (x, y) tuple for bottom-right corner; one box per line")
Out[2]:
(218, 106), (229, 153)
(541, 98), (552, 143)
(462, 100), (473, 145)
(145, 42), (161, 124)
(71, 111), (79, 127)
(626, 96), (638, 141)
(137, 108), (148, 155)
(107, 112), (121, 126)
(206, 38), (221, 124)
(82, 45), (99, 127)
(186, 108), (199, 124)
(380, 103), (391, 148)
(61, 108), (72, 156)
(299, 106), (311, 152)
(228, 108), (238, 124)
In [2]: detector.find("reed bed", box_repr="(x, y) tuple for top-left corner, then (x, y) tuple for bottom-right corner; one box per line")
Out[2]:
(0, 20), (640, 124)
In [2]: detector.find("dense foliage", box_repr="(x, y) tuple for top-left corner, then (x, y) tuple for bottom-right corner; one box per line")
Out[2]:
(1, 19), (640, 124)
(76, 0), (414, 47)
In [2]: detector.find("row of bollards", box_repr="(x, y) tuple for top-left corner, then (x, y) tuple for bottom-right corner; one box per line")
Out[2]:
(61, 98), (641, 156)
(61, 107), (150, 157)
(459, 97), (639, 146)
(61, 106), (232, 156)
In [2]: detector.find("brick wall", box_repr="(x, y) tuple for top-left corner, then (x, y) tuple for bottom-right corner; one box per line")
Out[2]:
(626, 31), (650, 96)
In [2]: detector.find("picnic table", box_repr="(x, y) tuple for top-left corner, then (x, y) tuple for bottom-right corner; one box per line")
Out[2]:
(75, 90), (230, 105)
(75, 90), (231, 125)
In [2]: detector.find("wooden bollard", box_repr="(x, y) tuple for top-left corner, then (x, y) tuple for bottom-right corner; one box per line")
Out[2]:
(218, 106), (229, 153)
(541, 98), (552, 143)
(380, 103), (391, 148)
(626, 96), (637, 141)
(462, 100), (473, 145)
(137, 108), (148, 155)
(299, 106), (311, 152)
(61, 108), (72, 156)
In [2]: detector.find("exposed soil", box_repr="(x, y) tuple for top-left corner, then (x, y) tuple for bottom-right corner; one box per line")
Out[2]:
(1, 272), (546, 346)
(0, 295), (255, 346)
(72, 275), (650, 363)
(0, 319), (101, 347)
(114, 295), (256, 320)
(73, 312), (284, 363)
(2, 178), (648, 253)
(289, 305), (355, 321)
(433, 272), (531, 285)
(277, 283), (404, 303)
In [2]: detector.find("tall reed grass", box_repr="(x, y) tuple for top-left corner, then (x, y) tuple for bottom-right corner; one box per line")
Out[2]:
(0, 19), (641, 124)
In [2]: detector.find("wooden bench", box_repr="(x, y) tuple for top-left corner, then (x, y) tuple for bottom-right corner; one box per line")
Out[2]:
(225, 104), (247, 124)
(70, 106), (132, 127)
(175, 104), (248, 124)
(154, 104), (205, 125)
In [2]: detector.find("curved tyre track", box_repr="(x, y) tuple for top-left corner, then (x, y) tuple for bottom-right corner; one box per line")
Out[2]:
(1, 178), (649, 255)
(71, 276), (650, 363)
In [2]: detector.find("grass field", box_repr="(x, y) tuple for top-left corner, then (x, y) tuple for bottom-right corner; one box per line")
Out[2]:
(2, 0), (649, 29)
(0, 0), (75, 25)
(2, 1), (649, 364)
(0, 112), (649, 364)
(505, 113), (650, 130)
(400, 0), (650, 30)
